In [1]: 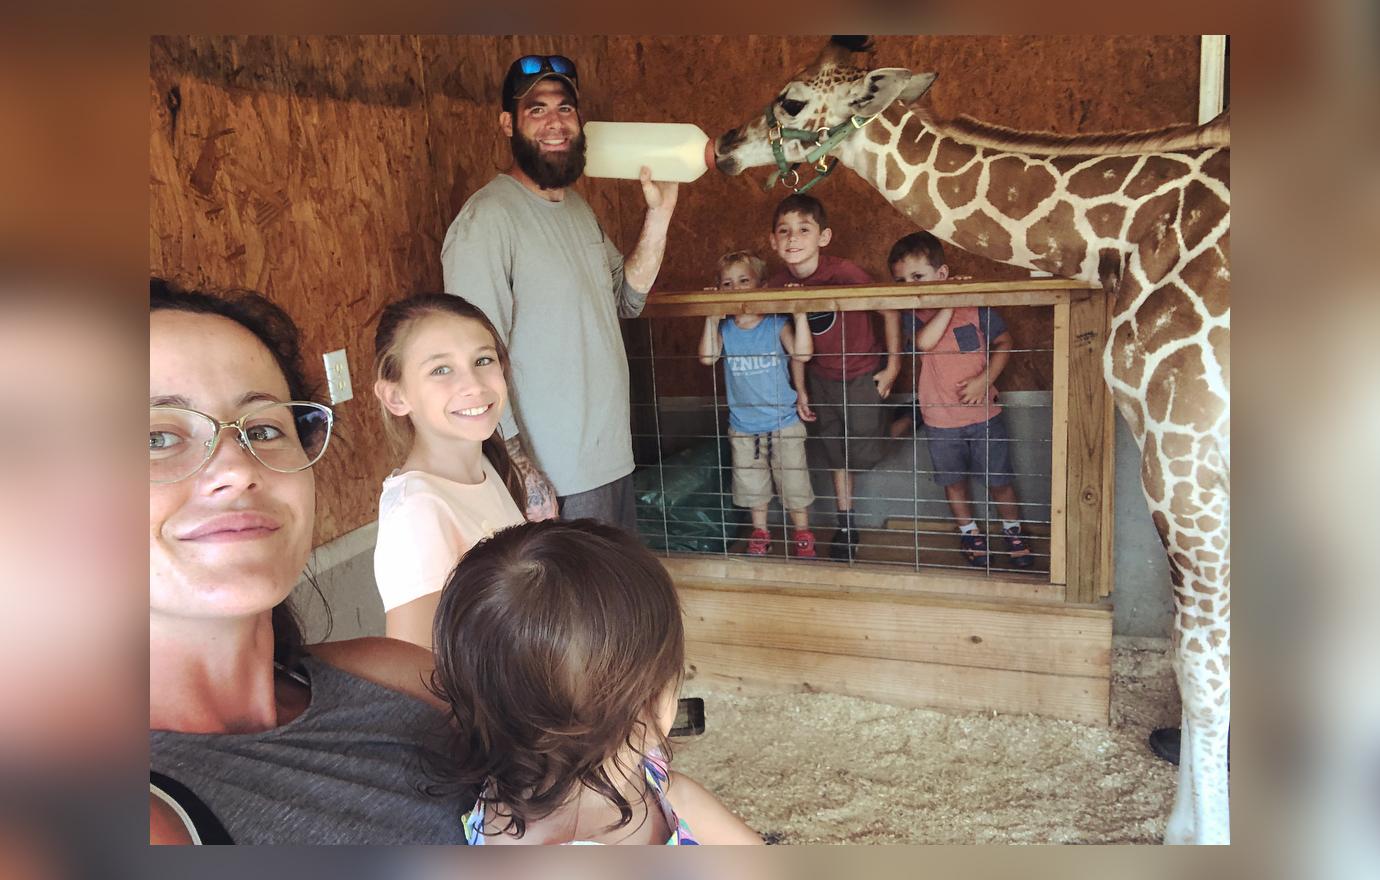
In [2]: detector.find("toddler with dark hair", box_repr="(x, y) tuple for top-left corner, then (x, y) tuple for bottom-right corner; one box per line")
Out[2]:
(429, 519), (763, 845)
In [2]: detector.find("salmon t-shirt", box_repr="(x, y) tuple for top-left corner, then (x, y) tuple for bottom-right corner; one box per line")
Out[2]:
(914, 306), (1008, 429)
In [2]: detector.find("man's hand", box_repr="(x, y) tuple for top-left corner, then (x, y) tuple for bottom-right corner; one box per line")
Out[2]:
(639, 166), (678, 215)
(504, 436), (560, 521)
(795, 391), (817, 423)
(957, 374), (992, 406)
(873, 364), (900, 399)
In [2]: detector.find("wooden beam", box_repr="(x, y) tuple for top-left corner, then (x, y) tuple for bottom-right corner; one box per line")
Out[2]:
(660, 553), (1065, 602)
(1049, 300), (1070, 586)
(641, 279), (1096, 319)
(679, 581), (1111, 678)
(684, 643), (1110, 725)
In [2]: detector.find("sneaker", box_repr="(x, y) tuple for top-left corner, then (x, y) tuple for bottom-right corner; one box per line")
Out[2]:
(1147, 726), (1232, 770)
(1147, 727), (1180, 766)
(793, 529), (817, 559)
(747, 528), (771, 556)
(1003, 525), (1035, 569)
(829, 527), (857, 561)
(960, 531), (989, 567)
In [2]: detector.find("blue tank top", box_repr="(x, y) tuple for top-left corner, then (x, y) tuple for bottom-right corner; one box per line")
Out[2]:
(720, 315), (800, 435)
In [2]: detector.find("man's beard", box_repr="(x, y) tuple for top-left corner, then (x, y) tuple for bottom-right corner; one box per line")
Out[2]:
(511, 128), (587, 190)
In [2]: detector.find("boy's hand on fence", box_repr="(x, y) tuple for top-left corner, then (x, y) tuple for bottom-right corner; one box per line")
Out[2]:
(957, 374), (991, 406)
(873, 364), (900, 399)
(796, 393), (817, 422)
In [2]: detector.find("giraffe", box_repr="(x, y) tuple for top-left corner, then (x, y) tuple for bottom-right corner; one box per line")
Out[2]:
(711, 36), (1230, 845)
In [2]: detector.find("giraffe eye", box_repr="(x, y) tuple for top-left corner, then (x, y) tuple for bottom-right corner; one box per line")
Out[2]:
(780, 97), (807, 116)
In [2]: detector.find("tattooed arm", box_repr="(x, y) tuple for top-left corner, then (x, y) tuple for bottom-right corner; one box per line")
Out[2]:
(504, 435), (559, 521)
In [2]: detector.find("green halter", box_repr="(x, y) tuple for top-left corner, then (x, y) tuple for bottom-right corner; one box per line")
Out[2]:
(762, 103), (878, 194)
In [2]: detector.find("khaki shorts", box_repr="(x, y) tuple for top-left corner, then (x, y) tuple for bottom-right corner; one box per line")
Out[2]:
(729, 421), (815, 511)
(807, 372), (889, 471)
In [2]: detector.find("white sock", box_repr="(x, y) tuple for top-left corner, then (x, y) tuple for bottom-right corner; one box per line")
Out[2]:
(959, 521), (978, 535)
(1003, 520), (1021, 532)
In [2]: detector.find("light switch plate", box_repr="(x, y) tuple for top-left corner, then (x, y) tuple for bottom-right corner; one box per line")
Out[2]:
(323, 349), (353, 404)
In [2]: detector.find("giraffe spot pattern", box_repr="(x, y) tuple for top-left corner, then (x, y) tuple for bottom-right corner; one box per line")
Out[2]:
(933, 137), (977, 172)
(987, 156), (1056, 221)
(1182, 243), (1230, 318)
(1133, 282), (1204, 354)
(1124, 156), (1194, 199)
(1210, 325), (1231, 390)
(1127, 189), (1186, 284)
(951, 209), (1013, 263)
(885, 152), (906, 191)
(897, 129), (936, 166)
(1024, 200), (1085, 276)
(1181, 178), (1230, 253)
(902, 172), (941, 229)
(939, 164), (981, 209)
(1088, 203), (1127, 239)
(1066, 155), (1139, 198)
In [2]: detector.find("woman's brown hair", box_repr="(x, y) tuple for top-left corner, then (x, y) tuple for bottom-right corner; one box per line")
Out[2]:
(372, 293), (524, 510)
(429, 519), (686, 840)
(151, 276), (326, 665)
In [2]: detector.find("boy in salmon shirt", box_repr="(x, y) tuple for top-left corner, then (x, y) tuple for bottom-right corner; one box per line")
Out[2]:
(888, 231), (1034, 568)
(766, 194), (901, 561)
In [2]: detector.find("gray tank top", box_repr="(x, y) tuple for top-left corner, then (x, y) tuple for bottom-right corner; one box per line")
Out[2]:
(151, 654), (464, 844)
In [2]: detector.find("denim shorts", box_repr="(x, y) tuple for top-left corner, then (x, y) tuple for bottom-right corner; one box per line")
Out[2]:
(925, 414), (1014, 487)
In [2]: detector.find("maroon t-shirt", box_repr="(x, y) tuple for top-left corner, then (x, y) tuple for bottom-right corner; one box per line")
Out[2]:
(766, 254), (881, 380)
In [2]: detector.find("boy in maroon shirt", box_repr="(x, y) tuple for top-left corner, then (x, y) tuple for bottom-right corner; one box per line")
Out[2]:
(765, 194), (901, 561)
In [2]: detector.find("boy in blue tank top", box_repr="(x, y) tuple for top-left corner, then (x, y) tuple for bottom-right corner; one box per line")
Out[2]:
(698, 251), (817, 557)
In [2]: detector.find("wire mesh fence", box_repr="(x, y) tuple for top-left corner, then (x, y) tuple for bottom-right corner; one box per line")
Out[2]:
(629, 304), (1055, 578)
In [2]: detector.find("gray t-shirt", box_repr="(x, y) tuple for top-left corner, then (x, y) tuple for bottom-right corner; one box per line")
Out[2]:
(440, 174), (648, 497)
(150, 654), (463, 844)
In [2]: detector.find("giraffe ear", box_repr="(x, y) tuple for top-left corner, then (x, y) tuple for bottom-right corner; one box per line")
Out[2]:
(848, 69), (937, 116)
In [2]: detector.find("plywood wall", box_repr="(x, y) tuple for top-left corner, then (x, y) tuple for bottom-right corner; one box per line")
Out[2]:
(150, 35), (1200, 545)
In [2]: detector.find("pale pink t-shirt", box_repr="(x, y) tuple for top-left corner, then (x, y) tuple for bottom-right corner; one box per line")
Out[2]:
(372, 456), (525, 612)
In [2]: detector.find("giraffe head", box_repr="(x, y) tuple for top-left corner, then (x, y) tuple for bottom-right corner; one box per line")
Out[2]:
(713, 36), (937, 177)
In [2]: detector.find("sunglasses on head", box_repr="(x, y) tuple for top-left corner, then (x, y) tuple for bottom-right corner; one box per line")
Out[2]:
(515, 54), (577, 82)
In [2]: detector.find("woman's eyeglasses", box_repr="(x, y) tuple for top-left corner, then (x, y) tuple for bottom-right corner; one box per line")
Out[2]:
(150, 401), (334, 484)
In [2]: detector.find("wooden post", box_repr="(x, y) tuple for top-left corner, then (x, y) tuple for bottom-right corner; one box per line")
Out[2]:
(1048, 301), (1069, 587)
(1098, 388), (1117, 598)
(1062, 292), (1112, 603)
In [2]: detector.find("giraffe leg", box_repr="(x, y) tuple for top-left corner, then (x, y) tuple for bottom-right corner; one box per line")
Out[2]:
(1183, 690), (1231, 843)
(1165, 644), (1232, 842)
(1131, 426), (1230, 845)
(1164, 706), (1195, 843)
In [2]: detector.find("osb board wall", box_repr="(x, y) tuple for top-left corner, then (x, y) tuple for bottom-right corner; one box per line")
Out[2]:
(149, 35), (441, 546)
(150, 35), (1200, 545)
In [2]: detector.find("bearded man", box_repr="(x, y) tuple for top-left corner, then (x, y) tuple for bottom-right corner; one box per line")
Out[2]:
(441, 54), (678, 531)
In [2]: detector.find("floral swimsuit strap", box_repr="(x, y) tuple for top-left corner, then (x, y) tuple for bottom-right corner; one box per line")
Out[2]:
(461, 753), (699, 845)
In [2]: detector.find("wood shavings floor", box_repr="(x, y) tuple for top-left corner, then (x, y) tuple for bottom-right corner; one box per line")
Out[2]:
(673, 636), (1182, 844)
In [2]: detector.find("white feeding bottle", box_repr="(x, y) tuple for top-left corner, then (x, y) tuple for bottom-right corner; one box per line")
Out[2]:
(582, 121), (711, 183)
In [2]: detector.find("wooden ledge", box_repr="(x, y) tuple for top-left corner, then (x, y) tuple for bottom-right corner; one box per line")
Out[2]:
(640, 278), (1100, 318)
(658, 552), (1069, 604)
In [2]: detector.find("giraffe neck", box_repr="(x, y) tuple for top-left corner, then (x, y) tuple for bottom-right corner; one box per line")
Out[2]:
(837, 103), (1133, 284)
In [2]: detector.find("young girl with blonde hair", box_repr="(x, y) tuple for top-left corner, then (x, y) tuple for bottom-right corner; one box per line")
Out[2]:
(371, 293), (527, 648)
